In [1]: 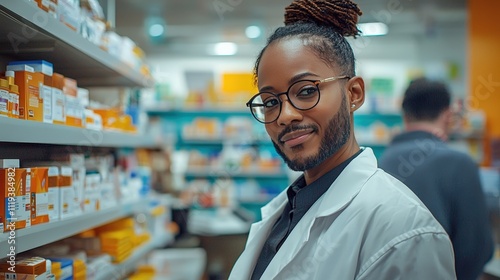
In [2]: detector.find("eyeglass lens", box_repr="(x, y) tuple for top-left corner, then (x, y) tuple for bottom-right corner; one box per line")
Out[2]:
(250, 80), (320, 123)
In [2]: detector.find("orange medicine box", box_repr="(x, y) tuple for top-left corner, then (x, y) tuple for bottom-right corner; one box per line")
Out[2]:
(0, 168), (31, 232)
(63, 77), (83, 127)
(30, 167), (50, 225)
(14, 71), (43, 121)
(0, 271), (51, 280)
(0, 256), (46, 275)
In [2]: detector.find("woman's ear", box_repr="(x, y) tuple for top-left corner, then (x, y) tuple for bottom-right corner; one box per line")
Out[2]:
(347, 76), (365, 112)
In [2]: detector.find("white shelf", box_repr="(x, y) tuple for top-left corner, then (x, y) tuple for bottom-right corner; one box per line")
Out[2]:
(181, 138), (271, 146)
(144, 105), (248, 114)
(0, 201), (146, 256)
(95, 233), (173, 280)
(0, 0), (153, 87)
(0, 117), (157, 148)
(188, 209), (251, 236)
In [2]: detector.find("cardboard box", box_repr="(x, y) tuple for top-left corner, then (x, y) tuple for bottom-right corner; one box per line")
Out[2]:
(0, 270), (52, 280)
(59, 166), (75, 220)
(23, 161), (78, 220)
(63, 78), (83, 127)
(47, 166), (61, 221)
(57, 0), (81, 32)
(35, 0), (57, 18)
(41, 77), (53, 124)
(0, 168), (31, 232)
(83, 174), (100, 212)
(31, 167), (50, 225)
(50, 154), (85, 216)
(47, 258), (72, 280)
(52, 73), (66, 125)
(0, 256), (46, 275)
(6, 65), (34, 73)
(11, 60), (55, 124)
(14, 71), (43, 121)
(8, 60), (53, 76)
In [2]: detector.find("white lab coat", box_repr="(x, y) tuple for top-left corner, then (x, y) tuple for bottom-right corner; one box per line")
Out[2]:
(229, 148), (456, 280)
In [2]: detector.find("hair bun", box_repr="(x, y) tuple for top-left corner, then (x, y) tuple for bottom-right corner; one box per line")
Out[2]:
(284, 0), (363, 37)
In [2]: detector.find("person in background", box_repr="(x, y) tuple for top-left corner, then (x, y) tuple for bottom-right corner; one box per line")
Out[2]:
(228, 0), (456, 279)
(379, 78), (494, 280)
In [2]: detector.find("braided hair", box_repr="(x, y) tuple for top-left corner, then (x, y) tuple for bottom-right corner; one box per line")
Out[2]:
(254, 0), (363, 83)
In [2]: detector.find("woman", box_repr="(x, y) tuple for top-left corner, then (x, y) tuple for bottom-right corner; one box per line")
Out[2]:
(229, 0), (456, 279)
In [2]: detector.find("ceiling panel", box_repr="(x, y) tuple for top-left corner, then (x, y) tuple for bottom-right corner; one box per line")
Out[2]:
(111, 0), (466, 57)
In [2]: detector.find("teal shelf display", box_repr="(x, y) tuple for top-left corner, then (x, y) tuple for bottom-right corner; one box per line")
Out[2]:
(147, 107), (403, 220)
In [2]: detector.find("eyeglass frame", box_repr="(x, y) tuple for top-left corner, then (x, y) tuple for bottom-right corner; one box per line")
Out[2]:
(246, 75), (351, 124)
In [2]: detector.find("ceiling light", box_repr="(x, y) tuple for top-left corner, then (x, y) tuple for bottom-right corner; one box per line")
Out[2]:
(144, 16), (167, 43)
(213, 42), (238, 56)
(245, 26), (261, 39)
(149, 24), (165, 37)
(358, 22), (388, 36)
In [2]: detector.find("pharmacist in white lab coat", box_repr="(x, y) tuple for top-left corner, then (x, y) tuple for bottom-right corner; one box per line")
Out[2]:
(229, 0), (456, 279)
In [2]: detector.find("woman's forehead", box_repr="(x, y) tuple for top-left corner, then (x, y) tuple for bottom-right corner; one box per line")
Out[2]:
(257, 38), (339, 88)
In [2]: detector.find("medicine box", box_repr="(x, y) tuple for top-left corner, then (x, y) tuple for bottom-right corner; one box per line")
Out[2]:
(14, 70), (43, 121)
(47, 166), (61, 221)
(31, 167), (50, 225)
(0, 256), (46, 275)
(0, 168), (31, 232)
(10, 61), (55, 124)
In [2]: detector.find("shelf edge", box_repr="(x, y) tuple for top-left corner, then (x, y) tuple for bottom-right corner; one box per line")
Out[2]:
(0, 201), (144, 256)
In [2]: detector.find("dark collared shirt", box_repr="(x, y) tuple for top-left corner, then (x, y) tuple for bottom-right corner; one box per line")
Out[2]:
(251, 149), (362, 280)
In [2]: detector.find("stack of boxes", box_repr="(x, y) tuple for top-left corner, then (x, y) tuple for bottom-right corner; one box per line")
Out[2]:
(0, 152), (151, 231)
(30, 0), (152, 80)
(0, 59), (143, 133)
(3, 60), (85, 127)
(94, 217), (151, 263)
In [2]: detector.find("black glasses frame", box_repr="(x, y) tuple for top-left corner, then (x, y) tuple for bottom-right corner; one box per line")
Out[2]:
(246, 75), (350, 124)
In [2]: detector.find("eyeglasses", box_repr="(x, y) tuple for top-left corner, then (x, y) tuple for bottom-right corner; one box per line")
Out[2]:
(246, 75), (350, 124)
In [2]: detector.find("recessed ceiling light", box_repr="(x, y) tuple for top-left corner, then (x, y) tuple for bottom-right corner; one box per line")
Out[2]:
(245, 25), (261, 39)
(213, 42), (238, 56)
(149, 24), (165, 37)
(358, 22), (389, 36)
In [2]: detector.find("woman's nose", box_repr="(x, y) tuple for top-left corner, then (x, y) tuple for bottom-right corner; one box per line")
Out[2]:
(276, 99), (302, 126)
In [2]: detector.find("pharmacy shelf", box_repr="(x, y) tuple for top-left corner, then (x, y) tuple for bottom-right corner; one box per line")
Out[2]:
(185, 167), (288, 179)
(96, 233), (173, 280)
(144, 105), (248, 115)
(359, 141), (389, 148)
(0, 0), (154, 87)
(181, 138), (272, 146)
(0, 117), (157, 148)
(0, 201), (146, 256)
(188, 209), (251, 236)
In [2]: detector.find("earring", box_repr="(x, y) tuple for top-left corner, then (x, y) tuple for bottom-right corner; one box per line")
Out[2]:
(351, 104), (356, 108)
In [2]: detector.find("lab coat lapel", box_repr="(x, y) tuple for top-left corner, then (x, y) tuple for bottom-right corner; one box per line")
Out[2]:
(260, 199), (317, 279)
(315, 148), (378, 218)
(259, 148), (378, 279)
(229, 191), (288, 279)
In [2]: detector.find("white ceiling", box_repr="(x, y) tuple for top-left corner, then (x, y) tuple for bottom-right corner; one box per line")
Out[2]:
(110, 0), (467, 57)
